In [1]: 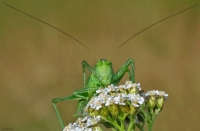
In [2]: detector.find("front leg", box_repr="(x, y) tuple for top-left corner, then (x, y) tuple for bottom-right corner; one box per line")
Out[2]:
(52, 87), (97, 130)
(82, 60), (94, 88)
(112, 59), (135, 85)
(52, 94), (83, 130)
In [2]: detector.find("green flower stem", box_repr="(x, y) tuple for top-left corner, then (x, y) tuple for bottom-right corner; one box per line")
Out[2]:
(111, 128), (117, 131)
(135, 107), (146, 131)
(120, 119), (125, 130)
(119, 113), (128, 130)
(147, 109), (161, 131)
(147, 121), (153, 131)
(141, 110), (148, 119)
(101, 116), (121, 130)
(127, 116), (135, 131)
(123, 113), (128, 120)
(136, 123), (144, 131)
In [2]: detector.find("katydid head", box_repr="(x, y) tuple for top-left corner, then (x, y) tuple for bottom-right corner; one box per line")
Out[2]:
(94, 59), (113, 86)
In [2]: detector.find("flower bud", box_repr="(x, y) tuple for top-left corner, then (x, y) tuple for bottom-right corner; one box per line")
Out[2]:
(108, 104), (119, 116)
(147, 96), (156, 108)
(89, 108), (99, 116)
(128, 86), (138, 94)
(93, 125), (102, 131)
(119, 105), (129, 113)
(129, 105), (137, 115)
(110, 91), (116, 96)
(118, 88), (127, 94)
(99, 106), (109, 117)
(156, 97), (164, 109)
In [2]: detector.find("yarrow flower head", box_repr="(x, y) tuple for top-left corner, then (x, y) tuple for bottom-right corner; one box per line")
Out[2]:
(128, 94), (144, 107)
(125, 81), (141, 90)
(62, 81), (169, 131)
(145, 90), (168, 109)
(157, 91), (168, 99)
(86, 81), (144, 117)
(63, 116), (101, 131)
(145, 90), (168, 99)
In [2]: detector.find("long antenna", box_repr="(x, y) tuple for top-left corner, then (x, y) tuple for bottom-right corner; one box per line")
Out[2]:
(2, 2), (99, 60)
(108, 4), (198, 60)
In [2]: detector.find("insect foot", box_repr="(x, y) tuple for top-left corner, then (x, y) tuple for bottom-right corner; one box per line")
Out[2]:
(63, 81), (169, 131)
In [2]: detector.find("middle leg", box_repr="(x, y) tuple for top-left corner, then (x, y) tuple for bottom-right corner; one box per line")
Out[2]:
(112, 58), (135, 85)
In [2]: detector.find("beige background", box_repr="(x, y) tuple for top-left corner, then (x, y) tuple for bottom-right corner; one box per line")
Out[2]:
(0, 0), (200, 131)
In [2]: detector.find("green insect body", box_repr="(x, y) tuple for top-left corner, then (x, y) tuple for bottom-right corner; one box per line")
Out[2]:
(52, 59), (135, 129)
(2, 2), (197, 130)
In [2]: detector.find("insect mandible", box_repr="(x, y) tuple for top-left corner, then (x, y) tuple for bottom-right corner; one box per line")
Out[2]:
(2, 2), (198, 130)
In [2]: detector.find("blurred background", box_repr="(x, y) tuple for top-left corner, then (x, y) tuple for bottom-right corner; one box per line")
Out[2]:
(0, 0), (200, 131)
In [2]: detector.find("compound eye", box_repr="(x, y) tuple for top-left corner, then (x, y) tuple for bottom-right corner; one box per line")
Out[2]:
(107, 61), (111, 65)
(96, 62), (100, 66)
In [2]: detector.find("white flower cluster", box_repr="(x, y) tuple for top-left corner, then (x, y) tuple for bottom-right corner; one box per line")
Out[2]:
(62, 81), (169, 131)
(85, 81), (144, 111)
(145, 90), (168, 99)
(63, 116), (101, 131)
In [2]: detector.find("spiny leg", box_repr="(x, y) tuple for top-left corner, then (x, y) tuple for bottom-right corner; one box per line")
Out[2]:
(112, 58), (135, 85)
(52, 95), (81, 130)
(52, 88), (97, 129)
(82, 60), (94, 88)
(52, 102), (64, 130)
(52, 87), (97, 129)
(126, 68), (133, 81)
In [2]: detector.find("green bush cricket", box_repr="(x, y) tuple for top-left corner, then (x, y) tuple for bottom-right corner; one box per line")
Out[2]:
(2, 2), (198, 130)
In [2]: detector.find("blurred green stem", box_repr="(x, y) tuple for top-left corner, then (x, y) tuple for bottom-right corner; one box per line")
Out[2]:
(127, 116), (135, 131)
